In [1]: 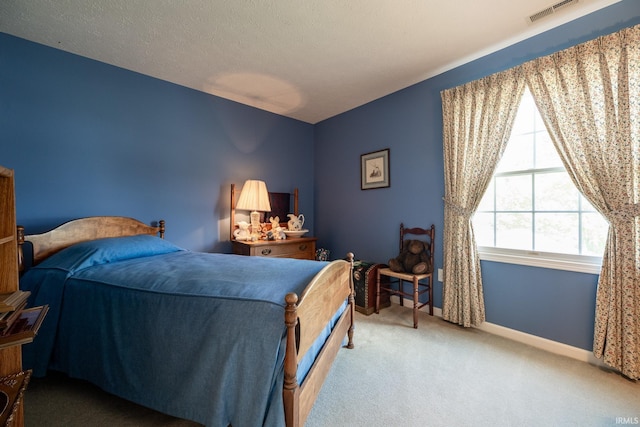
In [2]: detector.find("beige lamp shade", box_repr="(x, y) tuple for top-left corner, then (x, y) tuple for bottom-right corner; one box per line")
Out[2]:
(236, 180), (271, 212)
(236, 180), (271, 235)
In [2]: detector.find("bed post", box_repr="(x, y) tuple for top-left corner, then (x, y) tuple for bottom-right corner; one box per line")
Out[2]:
(283, 292), (300, 427)
(346, 252), (355, 349)
(158, 220), (165, 239)
(17, 225), (24, 272)
(230, 183), (236, 241)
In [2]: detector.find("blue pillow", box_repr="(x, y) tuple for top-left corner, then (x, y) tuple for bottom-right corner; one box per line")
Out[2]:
(36, 234), (184, 273)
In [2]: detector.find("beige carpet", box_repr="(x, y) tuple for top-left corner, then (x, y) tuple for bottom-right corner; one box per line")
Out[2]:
(307, 305), (639, 426)
(24, 305), (639, 426)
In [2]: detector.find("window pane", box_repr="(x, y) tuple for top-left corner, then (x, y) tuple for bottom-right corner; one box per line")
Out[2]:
(473, 213), (494, 247)
(497, 133), (533, 172)
(496, 175), (532, 211)
(535, 132), (564, 169)
(582, 213), (609, 256)
(581, 194), (598, 212)
(496, 213), (531, 250)
(477, 182), (494, 212)
(536, 213), (579, 254)
(511, 91), (536, 135)
(535, 172), (579, 211)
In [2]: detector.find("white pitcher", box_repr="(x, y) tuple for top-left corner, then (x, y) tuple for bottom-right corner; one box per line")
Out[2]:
(287, 214), (305, 231)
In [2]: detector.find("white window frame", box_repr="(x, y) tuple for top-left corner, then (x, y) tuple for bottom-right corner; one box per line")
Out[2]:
(477, 246), (602, 274)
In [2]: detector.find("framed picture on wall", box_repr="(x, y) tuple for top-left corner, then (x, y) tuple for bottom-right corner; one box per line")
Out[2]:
(361, 148), (390, 190)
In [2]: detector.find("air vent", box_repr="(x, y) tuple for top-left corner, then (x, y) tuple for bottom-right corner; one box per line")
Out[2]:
(529, 0), (579, 23)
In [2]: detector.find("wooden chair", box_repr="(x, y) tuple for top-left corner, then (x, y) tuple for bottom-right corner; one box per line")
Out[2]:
(376, 223), (435, 328)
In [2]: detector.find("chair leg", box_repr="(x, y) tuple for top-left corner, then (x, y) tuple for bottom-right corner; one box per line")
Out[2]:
(412, 276), (419, 328)
(428, 277), (434, 316)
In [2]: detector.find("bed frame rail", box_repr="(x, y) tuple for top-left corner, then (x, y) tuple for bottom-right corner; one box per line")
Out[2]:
(283, 253), (355, 427)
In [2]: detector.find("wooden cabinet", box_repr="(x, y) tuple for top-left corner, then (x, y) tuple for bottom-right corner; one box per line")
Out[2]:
(0, 165), (24, 426)
(0, 166), (20, 373)
(0, 166), (46, 427)
(232, 237), (317, 260)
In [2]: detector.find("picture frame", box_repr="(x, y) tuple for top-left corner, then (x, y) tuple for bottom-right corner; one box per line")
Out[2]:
(0, 370), (31, 427)
(361, 148), (390, 190)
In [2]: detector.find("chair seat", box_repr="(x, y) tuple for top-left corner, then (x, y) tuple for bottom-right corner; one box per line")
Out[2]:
(378, 267), (431, 281)
(377, 266), (433, 328)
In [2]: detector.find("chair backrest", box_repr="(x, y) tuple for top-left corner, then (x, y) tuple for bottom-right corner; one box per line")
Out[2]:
(399, 223), (435, 272)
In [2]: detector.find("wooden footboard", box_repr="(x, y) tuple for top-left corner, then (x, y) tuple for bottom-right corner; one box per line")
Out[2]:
(283, 253), (355, 427)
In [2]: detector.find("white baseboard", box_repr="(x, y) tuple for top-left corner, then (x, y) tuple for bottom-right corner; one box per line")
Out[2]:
(474, 318), (607, 368)
(391, 296), (607, 368)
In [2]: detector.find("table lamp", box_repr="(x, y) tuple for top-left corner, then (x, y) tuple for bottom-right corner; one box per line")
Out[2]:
(236, 179), (271, 236)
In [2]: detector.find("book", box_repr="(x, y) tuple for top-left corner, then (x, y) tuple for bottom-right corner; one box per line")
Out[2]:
(0, 291), (30, 313)
(0, 305), (48, 349)
(0, 300), (28, 333)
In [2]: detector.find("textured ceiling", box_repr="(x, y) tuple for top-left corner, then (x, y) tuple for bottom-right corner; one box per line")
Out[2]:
(0, 0), (621, 123)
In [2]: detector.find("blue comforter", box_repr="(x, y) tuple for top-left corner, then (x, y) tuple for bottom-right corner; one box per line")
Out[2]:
(20, 235), (332, 427)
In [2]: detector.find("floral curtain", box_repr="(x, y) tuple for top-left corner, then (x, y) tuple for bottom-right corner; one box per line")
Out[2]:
(524, 24), (640, 379)
(440, 68), (525, 327)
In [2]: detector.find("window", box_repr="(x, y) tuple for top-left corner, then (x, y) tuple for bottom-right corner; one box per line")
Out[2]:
(472, 88), (608, 273)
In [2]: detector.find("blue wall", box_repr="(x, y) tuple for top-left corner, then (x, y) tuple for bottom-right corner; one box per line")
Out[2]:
(314, 0), (640, 351)
(0, 33), (315, 252)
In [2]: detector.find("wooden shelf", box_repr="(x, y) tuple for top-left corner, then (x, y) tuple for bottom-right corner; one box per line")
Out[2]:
(0, 165), (26, 426)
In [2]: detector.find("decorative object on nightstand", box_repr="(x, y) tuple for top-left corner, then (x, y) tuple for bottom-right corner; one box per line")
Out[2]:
(287, 213), (305, 230)
(282, 229), (308, 238)
(266, 217), (286, 240)
(235, 179), (271, 237)
(233, 221), (251, 241)
(284, 213), (307, 238)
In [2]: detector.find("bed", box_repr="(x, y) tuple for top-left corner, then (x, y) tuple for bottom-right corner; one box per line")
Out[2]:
(17, 216), (355, 427)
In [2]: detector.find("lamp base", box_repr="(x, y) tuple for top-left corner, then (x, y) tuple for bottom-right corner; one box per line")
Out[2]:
(250, 210), (261, 236)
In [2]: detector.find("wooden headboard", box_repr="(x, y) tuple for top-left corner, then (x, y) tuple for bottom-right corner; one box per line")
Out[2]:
(18, 216), (164, 271)
(230, 184), (298, 240)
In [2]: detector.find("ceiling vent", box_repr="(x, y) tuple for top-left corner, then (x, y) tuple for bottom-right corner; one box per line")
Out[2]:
(529, 0), (579, 23)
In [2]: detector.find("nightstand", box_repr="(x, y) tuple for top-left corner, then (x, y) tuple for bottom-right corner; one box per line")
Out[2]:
(232, 237), (317, 260)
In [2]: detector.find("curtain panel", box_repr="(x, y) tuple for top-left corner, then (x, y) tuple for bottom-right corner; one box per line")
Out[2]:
(523, 24), (640, 379)
(440, 69), (525, 327)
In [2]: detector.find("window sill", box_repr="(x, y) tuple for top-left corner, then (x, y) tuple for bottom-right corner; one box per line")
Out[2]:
(477, 247), (602, 274)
